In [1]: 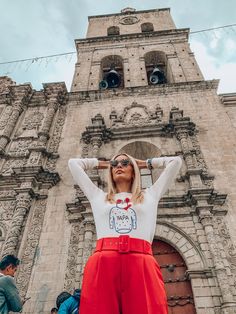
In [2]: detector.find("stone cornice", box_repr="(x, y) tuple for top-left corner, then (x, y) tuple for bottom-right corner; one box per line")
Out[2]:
(220, 93), (236, 107)
(75, 28), (189, 46)
(69, 80), (219, 103)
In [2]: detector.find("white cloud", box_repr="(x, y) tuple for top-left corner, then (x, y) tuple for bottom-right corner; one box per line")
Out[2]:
(190, 40), (236, 93)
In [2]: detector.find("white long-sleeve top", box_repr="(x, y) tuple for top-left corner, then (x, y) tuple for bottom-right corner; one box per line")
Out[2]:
(68, 157), (182, 243)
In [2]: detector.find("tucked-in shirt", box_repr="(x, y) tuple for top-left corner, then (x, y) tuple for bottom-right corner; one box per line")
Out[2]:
(68, 157), (182, 243)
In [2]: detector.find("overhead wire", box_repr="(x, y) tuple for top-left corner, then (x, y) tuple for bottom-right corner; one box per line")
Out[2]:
(0, 23), (235, 67)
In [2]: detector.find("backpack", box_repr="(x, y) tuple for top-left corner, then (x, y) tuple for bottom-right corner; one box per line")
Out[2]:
(71, 308), (78, 314)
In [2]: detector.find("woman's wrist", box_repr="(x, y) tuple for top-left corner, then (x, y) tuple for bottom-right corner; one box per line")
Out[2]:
(146, 159), (153, 170)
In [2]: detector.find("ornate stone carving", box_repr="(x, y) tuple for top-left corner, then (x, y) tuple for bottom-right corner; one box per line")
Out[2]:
(119, 16), (139, 25)
(17, 108), (44, 137)
(0, 200), (15, 221)
(215, 217), (236, 269)
(9, 139), (36, 157)
(0, 106), (13, 130)
(1, 158), (27, 175)
(16, 199), (47, 298)
(45, 106), (67, 171)
(111, 102), (162, 128)
(199, 209), (235, 305)
(0, 77), (15, 95)
(2, 192), (32, 256)
(64, 223), (84, 292)
(82, 113), (111, 156)
(0, 190), (17, 199)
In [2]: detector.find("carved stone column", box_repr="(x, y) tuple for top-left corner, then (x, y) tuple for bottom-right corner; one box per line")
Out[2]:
(81, 211), (95, 271)
(82, 113), (111, 157)
(27, 83), (67, 167)
(0, 84), (32, 155)
(0, 102), (24, 154)
(198, 206), (236, 311)
(2, 191), (32, 256)
(171, 108), (202, 188)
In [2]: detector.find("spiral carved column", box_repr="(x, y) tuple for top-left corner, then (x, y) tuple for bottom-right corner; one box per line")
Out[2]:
(2, 192), (32, 257)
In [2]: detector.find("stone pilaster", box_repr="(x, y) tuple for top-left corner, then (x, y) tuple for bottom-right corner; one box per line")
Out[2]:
(0, 84), (32, 154)
(81, 211), (95, 271)
(2, 191), (32, 256)
(198, 206), (236, 312)
(171, 107), (202, 188)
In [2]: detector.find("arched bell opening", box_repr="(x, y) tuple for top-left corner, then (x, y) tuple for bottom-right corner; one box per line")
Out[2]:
(153, 240), (197, 314)
(99, 55), (124, 90)
(144, 51), (167, 86)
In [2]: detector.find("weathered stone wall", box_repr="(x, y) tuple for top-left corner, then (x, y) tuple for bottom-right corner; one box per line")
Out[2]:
(1, 7), (236, 314)
(86, 8), (176, 38)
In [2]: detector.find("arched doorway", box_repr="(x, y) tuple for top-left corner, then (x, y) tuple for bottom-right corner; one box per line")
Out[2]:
(152, 240), (196, 314)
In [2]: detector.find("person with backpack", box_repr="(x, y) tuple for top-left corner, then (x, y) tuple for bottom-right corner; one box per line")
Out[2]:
(58, 289), (81, 314)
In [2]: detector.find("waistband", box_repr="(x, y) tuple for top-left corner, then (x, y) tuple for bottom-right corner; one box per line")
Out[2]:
(95, 236), (152, 255)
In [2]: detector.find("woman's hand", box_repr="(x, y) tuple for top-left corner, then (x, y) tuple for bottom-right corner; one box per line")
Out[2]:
(134, 158), (147, 169)
(97, 160), (110, 169)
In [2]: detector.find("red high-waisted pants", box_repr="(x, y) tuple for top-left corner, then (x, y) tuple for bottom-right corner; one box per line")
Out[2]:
(80, 236), (168, 314)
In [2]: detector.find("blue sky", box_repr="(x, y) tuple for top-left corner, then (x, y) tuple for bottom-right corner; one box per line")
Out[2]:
(0, 0), (235, 93)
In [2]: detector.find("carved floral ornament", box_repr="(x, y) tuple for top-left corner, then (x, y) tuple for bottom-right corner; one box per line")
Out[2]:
(119, 15), (139, 25)
(110, 102), (163, 127)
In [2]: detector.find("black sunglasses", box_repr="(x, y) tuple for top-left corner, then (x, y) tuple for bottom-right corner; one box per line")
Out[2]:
(110, 159), (132, 168)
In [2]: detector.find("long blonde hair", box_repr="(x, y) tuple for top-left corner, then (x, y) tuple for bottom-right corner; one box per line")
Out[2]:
(106, 153), (144, 204)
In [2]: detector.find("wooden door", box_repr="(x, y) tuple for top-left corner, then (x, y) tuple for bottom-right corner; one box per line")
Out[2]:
(152, 240), (196, 314)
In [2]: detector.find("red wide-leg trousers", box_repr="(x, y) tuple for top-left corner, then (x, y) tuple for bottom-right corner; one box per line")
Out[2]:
(80, 236), (168, 314)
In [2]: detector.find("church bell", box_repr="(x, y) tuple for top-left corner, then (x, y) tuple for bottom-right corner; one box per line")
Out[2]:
(99, 69), (121, 89)
(149, 67), (166, 85)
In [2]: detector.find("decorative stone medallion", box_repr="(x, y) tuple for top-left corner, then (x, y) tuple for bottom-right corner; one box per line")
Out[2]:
(119, 16), (139, 25)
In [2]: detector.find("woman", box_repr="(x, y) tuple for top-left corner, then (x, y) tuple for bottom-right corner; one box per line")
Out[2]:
(68, 153), (182, 314)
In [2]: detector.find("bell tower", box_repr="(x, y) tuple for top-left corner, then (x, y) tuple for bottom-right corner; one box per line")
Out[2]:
(71, 7), (203, 92)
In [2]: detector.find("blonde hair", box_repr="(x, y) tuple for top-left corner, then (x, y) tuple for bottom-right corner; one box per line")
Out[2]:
(106, 153), (144, 204)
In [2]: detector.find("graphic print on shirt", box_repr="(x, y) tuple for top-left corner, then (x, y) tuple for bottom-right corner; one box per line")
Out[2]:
(109, 198), (137, 234)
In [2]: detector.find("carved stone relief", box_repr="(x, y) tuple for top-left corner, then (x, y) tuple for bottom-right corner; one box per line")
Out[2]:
(64, 223), (84, 292)
(16, 199), (47, 299)
(9, 139), (37, 157)
(1, 158), (27, 175)
(0, 77), (15, 95)
(119, 15), (139, 25)
(0, 106), (13, 130)
(0, 200), (15, 221)
(215, 217), (236, 269)
(17, 108), (44, 137)
(45, 106), (66, 172)
(111, 102), (163, 128)
(0, 190), (17, 199)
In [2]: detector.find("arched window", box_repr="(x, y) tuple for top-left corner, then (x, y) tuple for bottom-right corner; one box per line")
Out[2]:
(99, 55), (124, 89)
(144, 51), (167, 85)
(107, 26), (120, 36)
(141, 23), (154, 33)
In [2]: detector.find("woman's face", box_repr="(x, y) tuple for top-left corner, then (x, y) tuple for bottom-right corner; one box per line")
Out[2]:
(111, 155), (134, 185)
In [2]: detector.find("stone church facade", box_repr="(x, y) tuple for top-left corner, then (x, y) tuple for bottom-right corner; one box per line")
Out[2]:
(0, 7), (236, 314)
